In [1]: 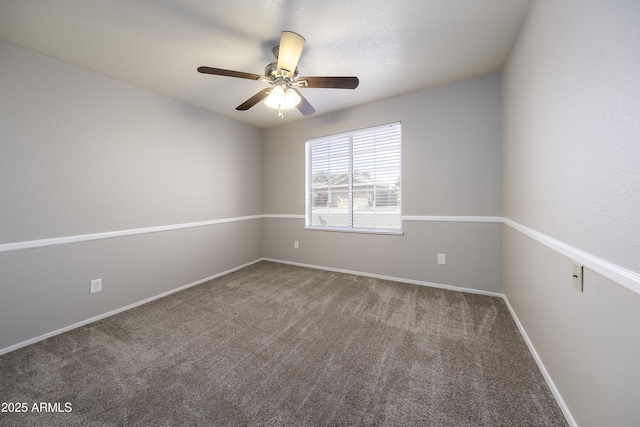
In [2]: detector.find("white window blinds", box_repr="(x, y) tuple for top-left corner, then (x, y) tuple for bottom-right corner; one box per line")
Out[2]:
(305, 122), (402, 233)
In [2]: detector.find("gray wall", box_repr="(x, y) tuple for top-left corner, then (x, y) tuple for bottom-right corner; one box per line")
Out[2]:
(263, 73), (503, 294)
(0, 40), (263, 351)
(502, 0), (640, 425)
(6, 6), (638, 423)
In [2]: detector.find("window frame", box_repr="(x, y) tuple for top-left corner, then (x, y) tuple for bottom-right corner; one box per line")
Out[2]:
(304, 122), (403, 235)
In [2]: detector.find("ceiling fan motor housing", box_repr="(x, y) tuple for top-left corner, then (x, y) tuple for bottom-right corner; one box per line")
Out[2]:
(265, 61), (298, 80)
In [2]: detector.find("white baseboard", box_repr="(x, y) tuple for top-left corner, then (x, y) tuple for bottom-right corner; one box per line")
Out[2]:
(2, 256), (500, 356)
(502, 295), (578, 427)
(263, 257), (503, 298)
(1, 256), (576, 427)
(0, 258), (263, 356)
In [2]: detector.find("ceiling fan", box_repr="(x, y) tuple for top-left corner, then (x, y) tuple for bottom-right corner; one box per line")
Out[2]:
(198, 31), (359, 117)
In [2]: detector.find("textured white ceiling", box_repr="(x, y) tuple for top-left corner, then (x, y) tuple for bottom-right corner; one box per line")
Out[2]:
(0, 0), (530, 129)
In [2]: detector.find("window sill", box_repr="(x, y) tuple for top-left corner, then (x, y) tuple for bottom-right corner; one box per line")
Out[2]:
(304, 226), (404, 236)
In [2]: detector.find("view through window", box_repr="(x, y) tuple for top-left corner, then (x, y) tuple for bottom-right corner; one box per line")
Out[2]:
(305, 122), (402, 233)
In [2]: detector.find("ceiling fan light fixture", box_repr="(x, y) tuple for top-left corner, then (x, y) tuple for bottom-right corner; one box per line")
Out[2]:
(264, 85), (285, 108)
(284, 87), (301, 107)
(264, 85), (300, 116)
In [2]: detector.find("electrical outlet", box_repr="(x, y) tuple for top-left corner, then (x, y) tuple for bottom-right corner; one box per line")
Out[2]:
(437, 253), (446, 265)
(572, 262), (583, 292)
(294, 241), (299, 249)
(90, 278), (102, 294)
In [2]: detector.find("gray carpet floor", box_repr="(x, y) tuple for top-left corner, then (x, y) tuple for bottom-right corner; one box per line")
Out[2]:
(0, 261), (568, 426)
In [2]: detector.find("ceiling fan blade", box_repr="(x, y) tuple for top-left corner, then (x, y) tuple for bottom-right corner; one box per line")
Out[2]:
(292, 89), (316, 116)
(277, 31), (305, 78)
(198, 66), (262, 81)
(236, 88), (272, 111)
(296, 76), (359, 89)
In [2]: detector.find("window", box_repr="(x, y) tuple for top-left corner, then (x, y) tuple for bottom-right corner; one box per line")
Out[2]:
(305, 122), (402, 234)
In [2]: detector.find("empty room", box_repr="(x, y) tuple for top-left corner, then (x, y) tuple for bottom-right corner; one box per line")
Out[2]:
(1, 0), (638, 426)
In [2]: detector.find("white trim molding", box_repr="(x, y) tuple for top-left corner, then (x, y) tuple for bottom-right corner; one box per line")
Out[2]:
(264, 214), (503, 223)
(503, 218), (640, 298)
(402, 215), (503, 223)
(0, 215), (263, 253)
(262, 214), (305, 220)
(2, 214), (638, 298)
